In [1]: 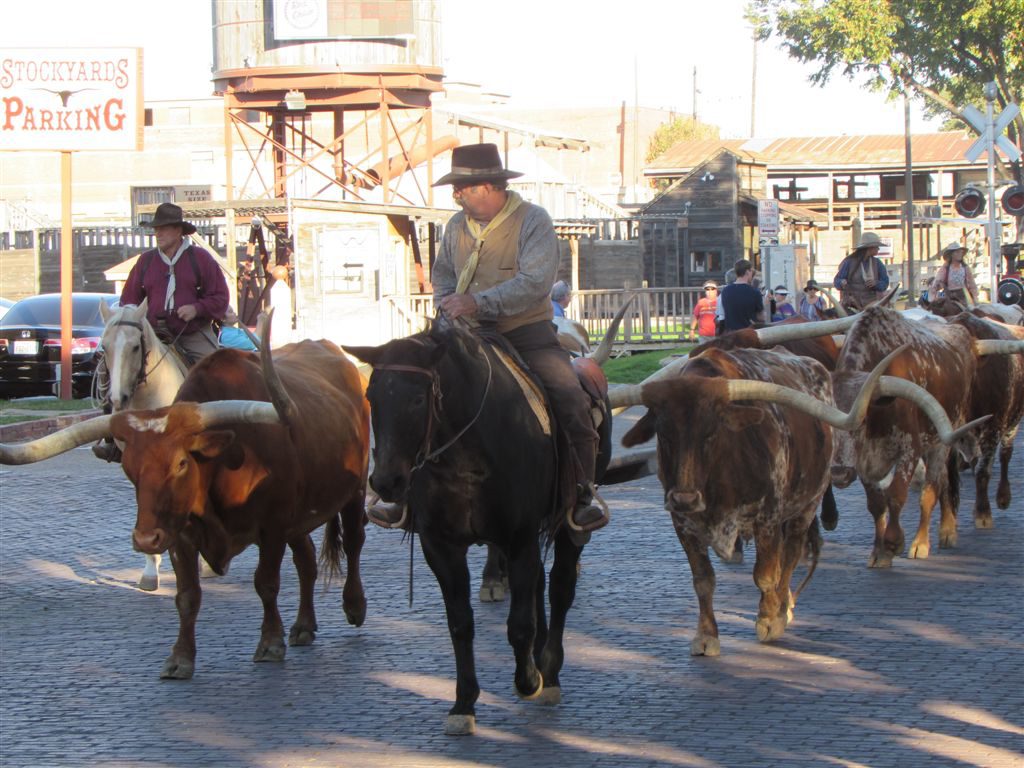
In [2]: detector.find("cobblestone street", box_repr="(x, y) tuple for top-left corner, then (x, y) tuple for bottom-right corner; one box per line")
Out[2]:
(1, 431), (1022, 767)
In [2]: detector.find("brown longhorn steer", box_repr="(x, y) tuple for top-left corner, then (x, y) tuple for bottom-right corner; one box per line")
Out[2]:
(610, 346), (908, 655)
(946, 312), (1024, 526)
(0, 339), (370, 680)
(823, 306), (1018, 567)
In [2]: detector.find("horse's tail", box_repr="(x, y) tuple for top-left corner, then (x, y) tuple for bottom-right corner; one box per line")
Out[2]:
(318, 514), (344, 590)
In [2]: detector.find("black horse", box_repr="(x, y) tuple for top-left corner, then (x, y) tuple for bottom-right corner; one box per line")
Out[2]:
(346, 320), (589, 736)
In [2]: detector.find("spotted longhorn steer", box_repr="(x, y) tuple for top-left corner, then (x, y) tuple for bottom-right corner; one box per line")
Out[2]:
(825, 306), (1020, 567)
(0, 339), (371, 679)
(610, 346), (903, 655)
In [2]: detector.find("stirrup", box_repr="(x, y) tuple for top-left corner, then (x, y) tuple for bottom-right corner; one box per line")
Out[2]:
(567, 485), (610, 533)
(366, 493), (408, 530)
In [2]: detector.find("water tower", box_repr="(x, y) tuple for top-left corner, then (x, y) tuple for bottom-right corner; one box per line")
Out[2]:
(212, 0), (448, 207)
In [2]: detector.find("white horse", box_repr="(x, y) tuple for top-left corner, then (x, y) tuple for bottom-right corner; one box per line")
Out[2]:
(98, 299), (189, 591)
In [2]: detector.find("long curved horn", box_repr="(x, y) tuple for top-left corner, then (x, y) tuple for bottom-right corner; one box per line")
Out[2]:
(258, 309), (299, 425)
(724, 345), (905, 431)
(870, 283), (901, 308)
(820, 287), (848, 317)
(608, 383), (644, 409)
(588, 294), (637, 365)
(0, 415), (113, 465)
(196, 400), (282, 430)
(754, 315), (859, 345)
(876, 376), (991, 445)
(974, 339), (1024, 356)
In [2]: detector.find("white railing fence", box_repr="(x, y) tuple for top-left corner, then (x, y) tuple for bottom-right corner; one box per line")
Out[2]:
(384, 287), (707, 347)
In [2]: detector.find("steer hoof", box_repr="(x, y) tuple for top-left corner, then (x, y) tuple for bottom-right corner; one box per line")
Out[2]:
(938, 531), (957, 549)
(908, 540), (931, 559)
(344, 599), (367, 628)
(756, 616), (786, 643)
(690, 634), (720, 657)
(445, 714), (476, 736)
(253, 638), (286, 663)
(137, 574), (159, 592)
(289, 626), (316, 647)
(160, 655), (194, 680)
(534, 686), (561, 706)
(868, 550), (893, 568)
(974, 513), (993, 529)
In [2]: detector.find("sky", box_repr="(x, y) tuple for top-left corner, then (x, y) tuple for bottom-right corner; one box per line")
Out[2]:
(1, 0), (946, 139)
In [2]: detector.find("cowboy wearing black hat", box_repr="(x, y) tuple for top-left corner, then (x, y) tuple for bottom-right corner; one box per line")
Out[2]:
(367, 143), (608, 534)
(121, 202), (230, 361)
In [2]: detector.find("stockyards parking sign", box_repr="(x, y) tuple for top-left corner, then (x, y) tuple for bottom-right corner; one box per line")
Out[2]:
(1, 48), (143, 151)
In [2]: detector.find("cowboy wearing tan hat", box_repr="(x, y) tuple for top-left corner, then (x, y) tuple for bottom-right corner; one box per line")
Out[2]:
(929, 241), (977, 306)
(833, 231), (891, 311)
(367, 143), (609, 534)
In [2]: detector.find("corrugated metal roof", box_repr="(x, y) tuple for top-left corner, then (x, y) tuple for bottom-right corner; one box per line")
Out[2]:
(647, 131), (1010, 174)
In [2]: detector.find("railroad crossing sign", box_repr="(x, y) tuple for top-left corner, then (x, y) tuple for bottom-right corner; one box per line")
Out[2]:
(963, 102), (1022, 163)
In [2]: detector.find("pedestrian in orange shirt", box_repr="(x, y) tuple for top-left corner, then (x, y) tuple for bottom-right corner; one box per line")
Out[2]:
(690, 280), (719, 343)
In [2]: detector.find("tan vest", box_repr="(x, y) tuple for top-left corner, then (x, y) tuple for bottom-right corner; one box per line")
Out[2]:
(452, 204), (553, 333)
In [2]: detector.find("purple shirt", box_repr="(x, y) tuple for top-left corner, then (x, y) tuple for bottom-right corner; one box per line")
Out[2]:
(121, 244), (230, 336)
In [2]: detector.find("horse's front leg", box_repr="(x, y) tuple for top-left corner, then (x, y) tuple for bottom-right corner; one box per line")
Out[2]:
(163, 543), (200, 679)
(536, 528), (584, 705)
(420, 535), (478, 736)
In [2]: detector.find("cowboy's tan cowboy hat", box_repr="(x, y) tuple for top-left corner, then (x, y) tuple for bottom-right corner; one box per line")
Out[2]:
(854, 231), (883, 251)
(433, 143), (524, 187)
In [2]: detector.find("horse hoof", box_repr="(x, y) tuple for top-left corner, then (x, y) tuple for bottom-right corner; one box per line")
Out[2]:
(253, 640), (286, 663)
(534, 686), (561, 706)
(515, 672), (544, 701)
(160, 656), (194, 680)
(690, 635), (720, 657)
(137, 574), (159, 592)
(479, 582), (506, 602)
(445, 714), (476, 736)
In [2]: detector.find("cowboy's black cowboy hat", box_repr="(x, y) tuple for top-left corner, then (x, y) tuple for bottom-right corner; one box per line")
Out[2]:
(143, 202), (197, 234)
(433, 143), (524, 187)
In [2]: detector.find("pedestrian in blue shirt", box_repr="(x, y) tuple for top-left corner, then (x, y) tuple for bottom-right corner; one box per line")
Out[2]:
(720, 259), (765, 331)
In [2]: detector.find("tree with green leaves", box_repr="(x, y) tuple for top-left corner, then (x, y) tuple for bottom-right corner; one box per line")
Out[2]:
(748, 0), (1024, 168)
(646, 116), (720, 164)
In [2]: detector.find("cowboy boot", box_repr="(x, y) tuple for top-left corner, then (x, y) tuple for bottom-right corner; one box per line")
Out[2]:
(568, 483), (610, 533)
(365, 492), (409, 530)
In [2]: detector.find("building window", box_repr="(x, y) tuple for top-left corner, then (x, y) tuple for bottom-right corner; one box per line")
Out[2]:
(144, 108), (153, 126)
(690, 250), (722, 273)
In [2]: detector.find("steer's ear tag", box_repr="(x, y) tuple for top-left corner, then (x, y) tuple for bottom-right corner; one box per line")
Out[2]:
(720, 404), (764, 432)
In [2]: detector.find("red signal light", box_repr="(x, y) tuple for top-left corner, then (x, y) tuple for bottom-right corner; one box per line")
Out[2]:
(1001, 184), (1024, 217)
(954, 188), (986, 218)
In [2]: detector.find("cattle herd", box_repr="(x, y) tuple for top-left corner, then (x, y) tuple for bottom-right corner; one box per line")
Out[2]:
(0, 293), (1022, 736)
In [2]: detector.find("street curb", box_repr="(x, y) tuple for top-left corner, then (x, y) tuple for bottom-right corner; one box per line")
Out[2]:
(0, 410), (102, 443)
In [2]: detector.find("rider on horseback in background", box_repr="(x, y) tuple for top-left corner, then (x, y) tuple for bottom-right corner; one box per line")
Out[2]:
(367, 143), (610, 534)
(92, 203), (229, 461)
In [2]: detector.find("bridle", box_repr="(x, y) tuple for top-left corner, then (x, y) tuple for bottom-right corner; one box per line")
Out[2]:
(107, 318), (183, 402)
(373, 349), (493, 476)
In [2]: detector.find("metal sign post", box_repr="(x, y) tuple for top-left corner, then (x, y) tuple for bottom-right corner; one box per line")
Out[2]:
(962, 82), (1022, 298)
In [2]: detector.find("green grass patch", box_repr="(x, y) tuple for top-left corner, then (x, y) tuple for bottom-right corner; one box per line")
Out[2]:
(0, 397), (97, 425)
(604, 346), (692, 384)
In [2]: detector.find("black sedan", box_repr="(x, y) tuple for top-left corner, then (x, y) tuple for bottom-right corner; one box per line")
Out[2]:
(0, 293), (119, 399)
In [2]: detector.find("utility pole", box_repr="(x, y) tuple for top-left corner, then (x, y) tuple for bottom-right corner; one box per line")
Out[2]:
(750, 34), (757, 137)
(984, 81), (1001, 296)
(903, 93), (916, 305)
(692, 66), (698, 122)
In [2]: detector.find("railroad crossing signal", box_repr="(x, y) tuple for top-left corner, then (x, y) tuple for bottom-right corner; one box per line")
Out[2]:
(963, 102), (1022, 163)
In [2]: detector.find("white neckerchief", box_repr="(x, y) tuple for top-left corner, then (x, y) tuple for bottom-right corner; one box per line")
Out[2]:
(159, 238), (190, 313)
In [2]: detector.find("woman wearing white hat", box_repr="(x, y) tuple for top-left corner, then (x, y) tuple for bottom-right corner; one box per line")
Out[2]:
(832, 232), (890, 311)
(929, 242), (978, 306)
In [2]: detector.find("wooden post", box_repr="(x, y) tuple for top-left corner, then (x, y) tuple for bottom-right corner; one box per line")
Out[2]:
(380, 100), (390, 203)
(225, 208), (238, 312)
(224, 95), (234, 202)
(570, 236), (580, 297)
(59, 151), (73, 399)
(426, 107), (434, 207)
